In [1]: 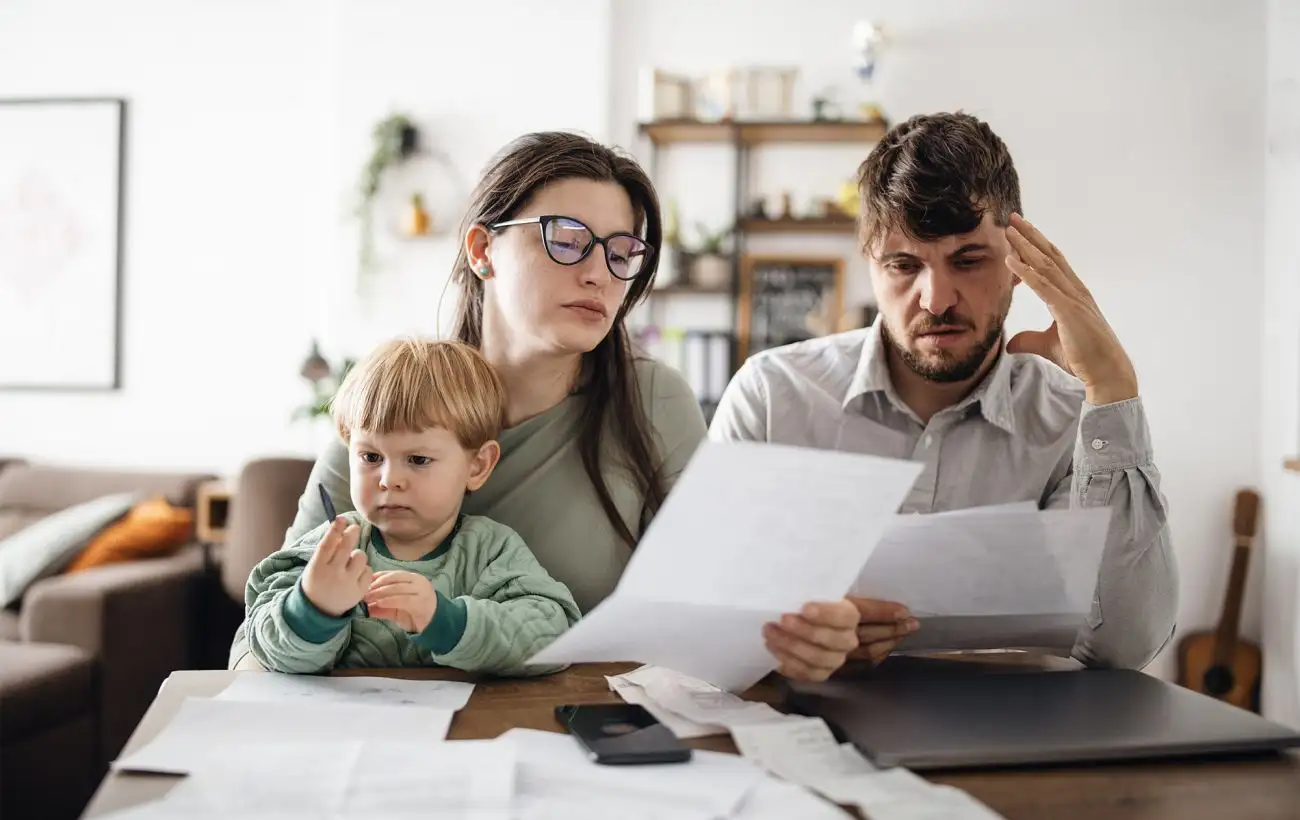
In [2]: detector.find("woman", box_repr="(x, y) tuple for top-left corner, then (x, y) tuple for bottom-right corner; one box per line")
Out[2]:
(229, 131), (859, 682)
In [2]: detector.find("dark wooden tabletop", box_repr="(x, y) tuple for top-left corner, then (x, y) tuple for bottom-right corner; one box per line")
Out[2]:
(84, 660), (1300, 820)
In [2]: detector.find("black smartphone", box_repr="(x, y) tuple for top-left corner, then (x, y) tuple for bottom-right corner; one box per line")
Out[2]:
(318, 483), (337, 521)
(555, 703), (692, 766)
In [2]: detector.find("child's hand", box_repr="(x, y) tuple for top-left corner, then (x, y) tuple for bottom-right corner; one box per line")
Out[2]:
(301, 518), (371, 617)
(365, 571), (438, 633)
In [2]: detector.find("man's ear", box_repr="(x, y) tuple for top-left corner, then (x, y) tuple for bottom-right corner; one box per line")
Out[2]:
(466, 440), (501, 492)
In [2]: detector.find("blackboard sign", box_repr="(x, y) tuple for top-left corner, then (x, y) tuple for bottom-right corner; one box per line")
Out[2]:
(737, 255), (845, 361)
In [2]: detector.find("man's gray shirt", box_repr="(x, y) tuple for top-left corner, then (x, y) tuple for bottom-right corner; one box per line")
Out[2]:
(708, 321), (1177, 670)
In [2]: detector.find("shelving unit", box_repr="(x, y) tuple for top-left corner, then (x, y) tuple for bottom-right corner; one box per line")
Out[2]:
(636, 118), (885, 416)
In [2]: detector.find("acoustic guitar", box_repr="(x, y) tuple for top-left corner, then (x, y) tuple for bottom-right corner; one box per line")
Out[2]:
(1176, 489), (1262, 711)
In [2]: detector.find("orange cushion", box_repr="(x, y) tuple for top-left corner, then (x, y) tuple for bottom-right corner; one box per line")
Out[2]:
(63, 497), (194, 573)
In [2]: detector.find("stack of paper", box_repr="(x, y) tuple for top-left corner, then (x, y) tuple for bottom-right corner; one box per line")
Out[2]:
(529, 441), (924, 690)
(113, 674), (473, 776)
(850, 503), (1113, 654)
(606, 665), (1008, 819)
(605, 665), (789, 738)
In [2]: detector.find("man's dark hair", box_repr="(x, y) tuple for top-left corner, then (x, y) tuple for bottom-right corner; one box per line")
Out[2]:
(857, 111), (1021, 255)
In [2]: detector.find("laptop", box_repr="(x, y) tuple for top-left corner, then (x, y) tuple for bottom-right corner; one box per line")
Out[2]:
(783, 665), (1300, 771)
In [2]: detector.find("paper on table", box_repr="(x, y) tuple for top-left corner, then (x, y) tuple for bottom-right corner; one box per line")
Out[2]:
(849, 506), (1110, 651)
(111, 697), (453, 775)
(215, 672), (475, 711)
(729, 716), (875, 786)
(606, 674), (724, 739)
(728, 778), (852, 820)
(530, 442), (923, 689)
(101, 739), (515, 820)
(505, 727), (763, 820)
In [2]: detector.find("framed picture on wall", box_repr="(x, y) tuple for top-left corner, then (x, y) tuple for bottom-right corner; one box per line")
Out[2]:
(736, 255), (846, 364)
(0, 97), (126, 391)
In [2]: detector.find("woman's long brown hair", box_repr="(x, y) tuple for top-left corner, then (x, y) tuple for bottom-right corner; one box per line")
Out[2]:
(450, 131), (666, 547)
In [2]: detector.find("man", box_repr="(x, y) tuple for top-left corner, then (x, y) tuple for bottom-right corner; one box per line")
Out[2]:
(710, 112), (1176, 671)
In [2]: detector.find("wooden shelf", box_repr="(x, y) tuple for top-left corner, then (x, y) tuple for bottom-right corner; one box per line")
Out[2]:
(739, 216), (857, 235)
(639, 119), (888, 146)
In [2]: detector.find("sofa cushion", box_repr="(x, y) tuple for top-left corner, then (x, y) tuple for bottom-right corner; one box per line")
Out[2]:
(0, 493), (139, 607)
(0, 608), (19, 641)
(0, 641), (95, 741)
(65, 497), (195, 573)
(0, 464), (210, 514)
(0, 509), (45, 542)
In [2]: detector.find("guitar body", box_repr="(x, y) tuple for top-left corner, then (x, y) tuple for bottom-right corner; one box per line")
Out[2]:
(1175, 489), (1263, 712)
(1176, 631), (1262, 711)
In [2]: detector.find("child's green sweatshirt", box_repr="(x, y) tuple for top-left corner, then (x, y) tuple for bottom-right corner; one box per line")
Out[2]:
(244, 512), (580, 676)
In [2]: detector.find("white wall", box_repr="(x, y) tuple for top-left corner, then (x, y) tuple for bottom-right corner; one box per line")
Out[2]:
(611, 0), (1268, 681)
(1260, 0), (1300, 728)
(0, 0), (609, 474)
(0, 0), (1281, 693)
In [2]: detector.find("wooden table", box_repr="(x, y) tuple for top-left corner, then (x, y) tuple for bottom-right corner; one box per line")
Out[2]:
(82, 662), (1300, 820)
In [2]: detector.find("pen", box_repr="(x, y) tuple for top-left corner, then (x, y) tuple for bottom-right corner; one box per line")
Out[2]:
(318, 482), (337, 521)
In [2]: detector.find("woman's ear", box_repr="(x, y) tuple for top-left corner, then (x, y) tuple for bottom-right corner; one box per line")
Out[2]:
(465, 440), (501, 491)
(466, 224), (493, 279)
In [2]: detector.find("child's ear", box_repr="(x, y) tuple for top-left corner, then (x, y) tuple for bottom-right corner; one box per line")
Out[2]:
(465, 440), (501, 491)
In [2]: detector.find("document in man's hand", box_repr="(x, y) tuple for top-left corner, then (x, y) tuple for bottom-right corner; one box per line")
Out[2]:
(527, 441), (924, 690)
(850, 504), (1113, 653)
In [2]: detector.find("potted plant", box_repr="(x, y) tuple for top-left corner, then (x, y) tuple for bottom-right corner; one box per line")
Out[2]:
(689, 222), (732, 289)
(292, 340), (356, 424)
(355, 113), (420, 271)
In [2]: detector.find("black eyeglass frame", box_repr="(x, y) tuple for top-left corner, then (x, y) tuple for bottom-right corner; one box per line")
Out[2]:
(488, 214), (656, 281)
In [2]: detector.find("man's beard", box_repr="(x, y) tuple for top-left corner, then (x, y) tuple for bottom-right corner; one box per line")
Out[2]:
(883, 307), (1006, 384)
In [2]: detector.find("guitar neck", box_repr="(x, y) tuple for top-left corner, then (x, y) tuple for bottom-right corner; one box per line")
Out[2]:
(1212, 542), (1252, 663)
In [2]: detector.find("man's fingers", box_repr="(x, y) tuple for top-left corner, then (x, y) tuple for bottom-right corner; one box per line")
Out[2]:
(778, 614), (859, 653)
(857, 619), (918, 644)
(1005, 226), (1063, 285)
(776, 655), (829, 683)
(343, 549), (368, 574)
(1009, 213), (1079, 282)
(846, 596), (911, 624)
(849, 637), (903, 664)
(799, 599), (860, 629)
(1005, 252), (1065, 304)
(764, 623), (845, 673)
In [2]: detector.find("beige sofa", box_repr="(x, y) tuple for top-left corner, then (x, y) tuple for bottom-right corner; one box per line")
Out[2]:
(0, 460), (215, 820)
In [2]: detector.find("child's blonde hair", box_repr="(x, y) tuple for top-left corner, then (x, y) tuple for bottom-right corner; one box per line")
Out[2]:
(331, 338), (506, 449)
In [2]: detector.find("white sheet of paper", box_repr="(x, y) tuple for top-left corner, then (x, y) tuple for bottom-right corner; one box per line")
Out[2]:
(103, 739), (514, 820)
(729, 778), (851, 820)
(530, 442), (923, 689)
(215, 672), (475, 711)
(894, 613), (1085, 654)
(505, 727), (763, 819)
(851, 507), (1111, 617)
(809, 767), (938, 811)
(607, 676), (724, 739)
(617, 442), (925, 611)
(111, 697), (453, 775)
(729, 716), (875, 786)
(530, 595), (785, 691)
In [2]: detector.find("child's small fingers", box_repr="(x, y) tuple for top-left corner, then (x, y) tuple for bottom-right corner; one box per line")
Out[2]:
(365, 591), (415, 609)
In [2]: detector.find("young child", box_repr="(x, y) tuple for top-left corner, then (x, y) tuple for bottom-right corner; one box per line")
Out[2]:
(244, 338), (580, 676)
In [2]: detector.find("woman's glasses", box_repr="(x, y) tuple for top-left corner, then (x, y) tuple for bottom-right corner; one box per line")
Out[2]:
(489, 215), (654, 281)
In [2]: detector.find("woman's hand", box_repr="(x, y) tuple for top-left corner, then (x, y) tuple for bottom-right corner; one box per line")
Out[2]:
(763, 600), (861, 682)
(846, 597), (918, 665)
(300, 518), (371, 617)
(364, 571), (439, 633)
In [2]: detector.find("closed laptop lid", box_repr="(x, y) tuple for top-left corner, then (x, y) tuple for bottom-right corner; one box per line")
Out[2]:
(784, 667), (1300, 771)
